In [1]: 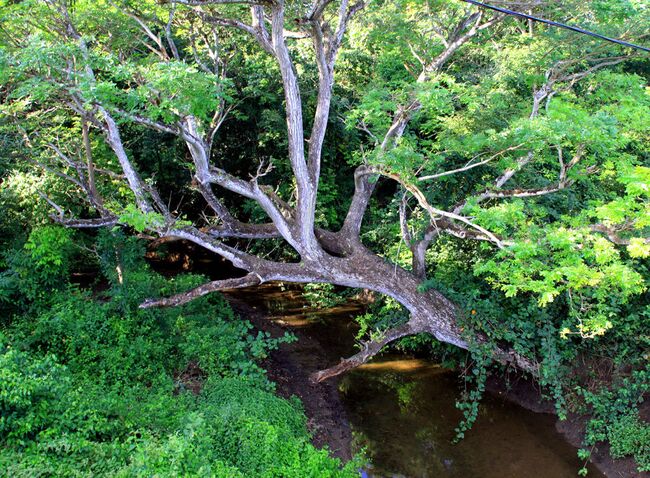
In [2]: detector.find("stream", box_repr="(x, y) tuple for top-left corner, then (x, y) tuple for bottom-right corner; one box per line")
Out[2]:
(224, 282), (604, 478)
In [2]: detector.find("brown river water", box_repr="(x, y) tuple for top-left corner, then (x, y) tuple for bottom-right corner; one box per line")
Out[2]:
(224, 282), (604, 478)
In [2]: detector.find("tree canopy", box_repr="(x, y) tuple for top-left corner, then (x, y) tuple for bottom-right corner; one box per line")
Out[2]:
(0, 0), (649, 472)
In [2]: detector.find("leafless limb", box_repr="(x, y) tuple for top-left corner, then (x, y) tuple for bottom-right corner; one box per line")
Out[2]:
(140, 273), (262, 308)
(418, 144), (526, 181)
(591, 224), (650, 246)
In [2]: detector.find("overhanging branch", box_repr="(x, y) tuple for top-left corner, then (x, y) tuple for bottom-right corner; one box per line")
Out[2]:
(140, 273), (262, 308)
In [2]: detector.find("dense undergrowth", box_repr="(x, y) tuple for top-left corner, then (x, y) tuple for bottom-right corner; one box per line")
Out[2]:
(0, 229), (359, 477)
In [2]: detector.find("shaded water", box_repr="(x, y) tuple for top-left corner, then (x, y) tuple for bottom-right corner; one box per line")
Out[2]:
(230, 283), (603, 478)
(342, 360), (598, 478)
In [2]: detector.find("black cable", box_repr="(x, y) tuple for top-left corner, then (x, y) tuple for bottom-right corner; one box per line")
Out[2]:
(459, 0), (650, 53)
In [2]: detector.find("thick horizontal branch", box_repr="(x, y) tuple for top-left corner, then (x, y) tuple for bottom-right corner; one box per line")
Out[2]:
(205, 222), (281, 239)
(54, 216), (119, 228)
(140, 273), (262, 308)
(312, 318), (539, 382)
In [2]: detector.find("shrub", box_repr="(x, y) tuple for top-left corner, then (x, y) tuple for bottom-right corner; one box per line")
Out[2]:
(608, 413), (650, 472)
(0, 258), (355, 476)
(0, 342), (69, 445)
(121, 378), (359, 478)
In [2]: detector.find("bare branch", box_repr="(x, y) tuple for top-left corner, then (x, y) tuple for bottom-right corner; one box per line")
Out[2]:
(108, 106), (183, 136)
(380, 9), (502, 151)
(339, 165), (378, 240)
(99, 108), (156, 213)
(452, 151), (534, 214)
(166, 5), (181, 60)
(270, 1), (320, 254)
(37, 190), (65, 217)
(206, 222), (281, 239)
(55, 216), (120, 228)
(32, 155), (86, 191)
(140, 273), (262, 308)
(355, 120), (379, 145)
(109, 0), (169, 60)
(330, 0), (366, 63)
(194, 178), (237, 223)
(311, 322), (416, 382)
(399, 192), (412, 246)
(306, 17), (334, 182)
(590, 224), (650, 246)
(470, 146), (586, 202)
(312, 315), (538, 381)
(82, 118), (103, 208)
(197, 8), (274, 54)
(366, 166), (509, 248)
(418, 143), (526, 181)
(307, 0), (334, 20)
(531, 55), (631, 119)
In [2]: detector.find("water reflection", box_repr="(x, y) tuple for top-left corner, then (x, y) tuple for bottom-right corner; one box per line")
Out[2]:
(341, 357), (603, 478)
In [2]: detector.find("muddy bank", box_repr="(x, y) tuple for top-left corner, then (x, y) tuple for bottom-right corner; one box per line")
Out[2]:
(224, 287), (354, 461)
(486, 372), (648, 478)
(556, 413), (645, 478)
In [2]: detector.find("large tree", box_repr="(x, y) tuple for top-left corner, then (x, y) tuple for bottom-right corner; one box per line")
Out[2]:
(1, 0), (648, 381)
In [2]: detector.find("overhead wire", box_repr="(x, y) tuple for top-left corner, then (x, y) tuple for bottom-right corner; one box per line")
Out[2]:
(459, 0), (650, 53)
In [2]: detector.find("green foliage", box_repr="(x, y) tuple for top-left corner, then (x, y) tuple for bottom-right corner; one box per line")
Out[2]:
(575, 367), (650, 474)
(453, 346), (490, 442)
(0, 231), (355, 476)
(95, 229), (146, 287)
(116, 61), (232, 124)
(303, 283), (348, 309)
(23, 225), (73, 270)
(0, 171), (54, 246)
(115, 378), (359, 478)
(354, 297), (408, 343)
(471, 156), (650, 340)
(116, 204), (166, 233)
(607, 414), (650, 471)
(0, 343), (69, 446)
(0, 346), (358, 477)
(0, 226), (76, 304)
